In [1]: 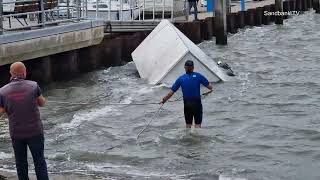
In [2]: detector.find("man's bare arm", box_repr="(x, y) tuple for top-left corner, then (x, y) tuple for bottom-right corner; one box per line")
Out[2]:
(160, 90), (175, 104)
(37, 95), (46, 107)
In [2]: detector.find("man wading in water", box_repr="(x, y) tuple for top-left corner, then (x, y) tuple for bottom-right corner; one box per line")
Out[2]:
(160, 60), (213, 128)
(0, 62), (49, 180)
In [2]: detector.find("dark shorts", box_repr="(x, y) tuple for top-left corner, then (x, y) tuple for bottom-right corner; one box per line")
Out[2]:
(183, 99), (203, 125)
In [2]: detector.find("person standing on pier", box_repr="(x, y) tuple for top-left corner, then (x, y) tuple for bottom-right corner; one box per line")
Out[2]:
(0, 62), (49, 180)
(160, 60), (213, 128)
(188, 0), (199, 20)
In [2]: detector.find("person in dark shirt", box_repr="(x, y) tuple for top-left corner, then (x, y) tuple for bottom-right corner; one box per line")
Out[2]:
(0, 62), (49, 180)
(188, 0), (199, 20)
(160, 60), (213, 128)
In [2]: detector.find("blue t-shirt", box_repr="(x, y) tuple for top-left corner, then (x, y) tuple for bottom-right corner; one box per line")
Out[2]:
(171, 72), (209, 99)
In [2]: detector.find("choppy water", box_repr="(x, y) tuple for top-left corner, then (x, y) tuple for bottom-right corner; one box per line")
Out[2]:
(1, 11), (320, 180)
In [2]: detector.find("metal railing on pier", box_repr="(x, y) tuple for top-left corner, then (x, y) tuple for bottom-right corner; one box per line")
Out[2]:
(0, 0), (189, 34)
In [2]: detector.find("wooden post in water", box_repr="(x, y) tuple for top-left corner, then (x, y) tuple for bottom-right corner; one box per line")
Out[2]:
(314, 0), (320, 12)
(255, 7), (263, 26)
(296, 0), (302, 11)
(275, 0), (283, 24)
(215, 0), (227, 45)
(289, 0), (296, 12)
(301, 0), (308, 10)
(262, 5), (271, 25)
(236, 11), (245, 28)
(283, 0), (290, 19)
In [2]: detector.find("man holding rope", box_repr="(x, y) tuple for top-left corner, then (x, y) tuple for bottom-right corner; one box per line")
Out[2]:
(0, 62), (49, 180)
(160, 60), (213, 128)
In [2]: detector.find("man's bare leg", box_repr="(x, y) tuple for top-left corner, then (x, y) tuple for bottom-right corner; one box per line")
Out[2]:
(194, 124), (201, 128)
(186, 124), (192, 128)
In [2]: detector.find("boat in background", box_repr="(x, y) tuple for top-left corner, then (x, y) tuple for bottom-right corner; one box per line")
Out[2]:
(86, 0), (141, 20)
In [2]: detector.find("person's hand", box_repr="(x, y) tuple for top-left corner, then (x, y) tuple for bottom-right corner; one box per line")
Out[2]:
(202, 90), (213, 96)
(159, 98), (166, 104)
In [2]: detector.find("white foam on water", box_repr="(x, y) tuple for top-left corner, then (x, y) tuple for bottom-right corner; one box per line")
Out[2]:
(0, 152), (13, 160)
(0, 167), (16, 173)
(119, 96), (132, 105)
(47, 152), (68, 160)
(219, 175), (247, 180)
(86, 163), (192, 180)
(59, 106), (121, 130)
(135, 86), (154, 94)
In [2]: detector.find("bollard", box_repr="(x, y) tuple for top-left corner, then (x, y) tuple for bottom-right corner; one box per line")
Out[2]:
(245, 9), (255, 26)
(262, 5), (271, 25)
(215, 0), (227, 45)
(236, 11), (246, 28)
(275, 0), (283, 25)
(254, 7), (263, 26)
(227, 13), (237, 33)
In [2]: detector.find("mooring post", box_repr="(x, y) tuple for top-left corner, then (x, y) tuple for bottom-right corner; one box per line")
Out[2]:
(283, 0), (290, 19)
(262, 5), (271, 25)
(289, 0), (296, 12)
(301, 0), (308, 10)
(0, 0), (3, 35)
(296, 0), (302, 11)
(275, 0), (283, 24)
(215, 0), (227, 45)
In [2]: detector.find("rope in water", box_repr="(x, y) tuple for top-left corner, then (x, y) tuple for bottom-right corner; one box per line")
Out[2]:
(136, 103), (164, 140)
(47, 97), (183, 106)
(46, 90), (213, 106)
(135, 91), (212, 140)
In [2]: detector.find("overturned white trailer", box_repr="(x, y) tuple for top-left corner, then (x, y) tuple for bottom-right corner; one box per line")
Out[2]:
(131, 19), (228, 85)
